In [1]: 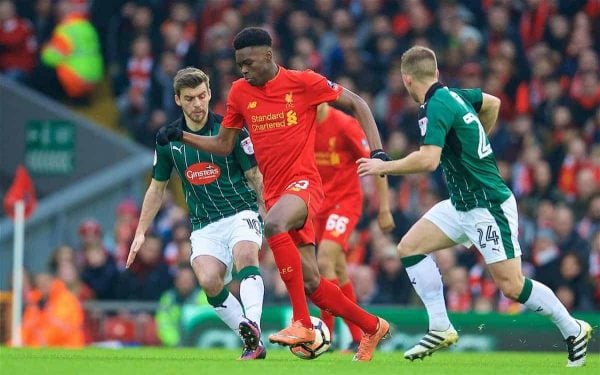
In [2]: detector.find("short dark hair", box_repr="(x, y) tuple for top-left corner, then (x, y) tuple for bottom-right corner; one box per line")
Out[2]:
(233, 27), (272, 50)
(173, 67), (210, 96)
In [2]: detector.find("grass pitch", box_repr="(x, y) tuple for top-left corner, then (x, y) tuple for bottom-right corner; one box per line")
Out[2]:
(1, 347), (598, 375)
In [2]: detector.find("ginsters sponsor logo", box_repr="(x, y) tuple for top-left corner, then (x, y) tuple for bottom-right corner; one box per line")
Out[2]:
(185, 162), (221, 185)
(250, 110), (298, 132)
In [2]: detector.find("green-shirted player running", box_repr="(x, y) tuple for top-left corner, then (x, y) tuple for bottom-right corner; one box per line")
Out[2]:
(357, 46), (592, 368)
(126, 67), (267, 360)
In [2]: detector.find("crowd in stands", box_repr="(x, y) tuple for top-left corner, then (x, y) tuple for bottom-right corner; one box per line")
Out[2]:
(2, 0), (600, 345)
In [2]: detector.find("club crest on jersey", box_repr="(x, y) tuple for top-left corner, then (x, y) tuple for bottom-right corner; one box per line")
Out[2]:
(327, 80), (337, 89)
(285, 92), (294, 108)
(418, 117), (428, 136)
(241, 137), (254, 155)
(185, 162), (221, 185)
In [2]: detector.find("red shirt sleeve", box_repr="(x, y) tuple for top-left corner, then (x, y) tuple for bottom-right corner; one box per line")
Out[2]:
(221, 84), (244, 129)
(302, 70), (343, 106)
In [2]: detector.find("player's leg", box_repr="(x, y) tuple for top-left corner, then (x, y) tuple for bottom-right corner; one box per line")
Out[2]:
(190, 229), (247, 352)
(191, 255), (245, 335)
(316, 209), (364, 348)
(476, 196), (592, 367)
(302, 242), (390, 361)
(400, 200), (462, 360)
(334, 247), (363, 350)
(230, 210), (266, 360)
(487, 258), (591, 367)
(263, 194), (315, 345)
(316, 239), (339, 337)
(317, 239), (363, 348)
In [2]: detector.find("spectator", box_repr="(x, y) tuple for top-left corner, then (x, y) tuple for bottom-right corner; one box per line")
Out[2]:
(0, 0), (37, 82)
(371, 245), (412, 305)
(80, 244), (119, 300)
(577, 194), (600, 242)
(21, 272), (85, 347)
(117, 234), (172, 301)
(55, 260), (94, 302)
(156, 266), (208, 347)
(553, 205), (591, 262)
(557, 252), (594, 311)
(35, 0), (103, 100)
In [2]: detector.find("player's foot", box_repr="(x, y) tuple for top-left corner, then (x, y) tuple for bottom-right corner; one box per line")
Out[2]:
(565, 319), (592, 367)
(352, 317), (391, 362)
(268, 320), (315, 346)
(239, 343), (267, 360)
(341, 340), (360, 354)
(239, 319), (261, 351)
(404, 326), (459, 361)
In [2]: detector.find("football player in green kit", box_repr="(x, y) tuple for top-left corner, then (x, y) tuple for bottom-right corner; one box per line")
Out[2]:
(127, 67), (266, 360)
(357, 46), (592, 368)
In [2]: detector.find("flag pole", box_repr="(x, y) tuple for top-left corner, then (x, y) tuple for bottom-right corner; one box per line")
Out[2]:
(11, 200), (25, 347)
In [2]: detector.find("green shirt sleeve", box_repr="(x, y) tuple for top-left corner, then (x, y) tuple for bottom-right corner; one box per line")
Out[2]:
(454, 88), (483, 112)
(152, 145), (173, 181)
(423, 99), (453, 148)
(232, 128), (257, 172)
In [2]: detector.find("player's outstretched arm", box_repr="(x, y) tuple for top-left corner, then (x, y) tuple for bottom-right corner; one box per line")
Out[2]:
(357, 145), (442, 177)
(479, 93), (501, 135)
(181, 127), (240, 156)
(334, 88), (383, 151)
(127, 179), (168, 268)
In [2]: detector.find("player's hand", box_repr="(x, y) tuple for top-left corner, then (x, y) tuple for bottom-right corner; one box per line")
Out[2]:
(356, 157), (386, 177)
(377, 210), (395, 233)
(126, 232), (145, 268)
(156, 125), (183, 146)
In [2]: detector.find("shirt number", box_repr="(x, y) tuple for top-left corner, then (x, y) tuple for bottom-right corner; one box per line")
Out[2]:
(325, 214), (349, 234)
(463, 112), (492, 159)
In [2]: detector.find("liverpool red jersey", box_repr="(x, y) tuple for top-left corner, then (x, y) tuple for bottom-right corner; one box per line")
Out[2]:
(315, 107), (370, 215)
(222, 67), (343, 202)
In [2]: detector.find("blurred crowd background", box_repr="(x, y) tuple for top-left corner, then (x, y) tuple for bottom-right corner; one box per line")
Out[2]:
(1, 0), (599, 347)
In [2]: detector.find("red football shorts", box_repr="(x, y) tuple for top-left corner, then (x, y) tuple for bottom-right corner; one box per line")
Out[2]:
(314, 208), (361, 251)
(265, 178), (323, 246)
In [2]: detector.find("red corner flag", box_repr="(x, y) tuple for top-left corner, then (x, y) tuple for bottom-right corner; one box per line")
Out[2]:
(3, 165), (37, 220)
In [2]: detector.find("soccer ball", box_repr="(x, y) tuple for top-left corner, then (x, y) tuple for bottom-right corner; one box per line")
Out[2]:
(289, 316), (331, 360)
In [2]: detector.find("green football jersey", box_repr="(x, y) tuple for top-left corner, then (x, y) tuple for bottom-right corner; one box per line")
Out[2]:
(419, 83), (511, 211)
(153, 112), (258, 230)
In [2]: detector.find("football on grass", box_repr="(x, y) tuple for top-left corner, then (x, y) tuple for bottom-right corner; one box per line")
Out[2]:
(289, 316), (332, 360)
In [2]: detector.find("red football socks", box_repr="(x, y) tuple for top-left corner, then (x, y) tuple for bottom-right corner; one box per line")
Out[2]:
(340, 281), (364, 342)
(309, 277), (378, 334)
(320, 278), (338, 336)
(267, 232), (311, 328)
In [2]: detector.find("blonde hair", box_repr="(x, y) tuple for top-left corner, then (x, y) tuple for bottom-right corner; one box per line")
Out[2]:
(400, 46), (438, 82)
(173, 67), (210, 96)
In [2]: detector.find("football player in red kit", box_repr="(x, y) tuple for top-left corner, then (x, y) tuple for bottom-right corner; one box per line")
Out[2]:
(156, 27), (393, 361)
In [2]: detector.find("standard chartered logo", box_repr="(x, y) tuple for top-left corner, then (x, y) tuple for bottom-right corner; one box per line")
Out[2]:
(286, 110), (297, 126)
(250, 110), (299, 132)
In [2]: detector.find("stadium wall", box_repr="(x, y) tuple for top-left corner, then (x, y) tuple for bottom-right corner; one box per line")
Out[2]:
(0, 76), (153, 289)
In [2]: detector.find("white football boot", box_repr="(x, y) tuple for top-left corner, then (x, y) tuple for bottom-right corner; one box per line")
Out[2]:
(404, 326), (459, 361)
(565, 319), (592, 368)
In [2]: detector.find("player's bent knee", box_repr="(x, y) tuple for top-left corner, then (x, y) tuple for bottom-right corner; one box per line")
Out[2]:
(196, 274), (223, 295)
(263, 220), (288, 237)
